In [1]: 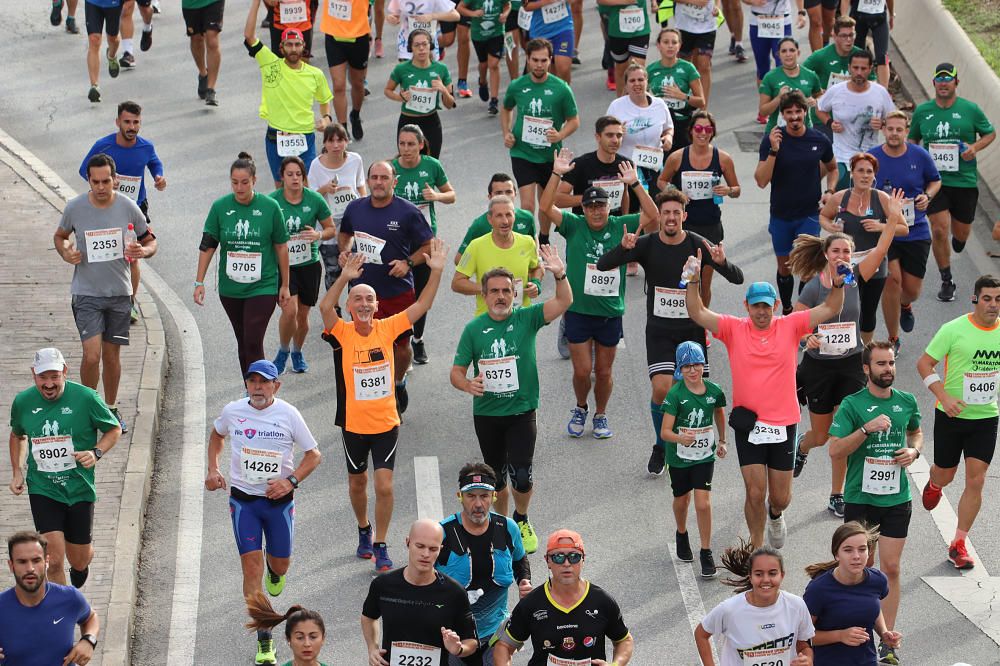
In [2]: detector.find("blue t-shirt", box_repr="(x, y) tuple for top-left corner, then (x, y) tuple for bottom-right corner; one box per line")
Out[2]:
(869, 144), (940, 244)
(529, 2), (573, 39)
(79, 133), (164, 206)
(85, 0), (122, 7)
(803, 568), (888, 666)
(758, 128), (834, 219)
(0, 583), (92, 664)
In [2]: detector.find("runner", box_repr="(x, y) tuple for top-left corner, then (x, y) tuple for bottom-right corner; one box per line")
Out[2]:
(50, 0), (82, 33)
(0, 532), (100, 664)
(458, 0), (510, 114)
(918, 275), (1000, 571)
(520, 0), (574, 82)
(270, 156), (334, 374)
(746, 0), (805, 96)
(754, 90), (837, 315)
(182, 0), (224, 105)
(307, 123), (366, 289)
(263, 0), (315, 58)
(205, 359), (322, 664)
(319, 241), (448, 571)
(436, 462), (532, 664)
(757, 37), (821, 134)
(802, 15), (874, 103)
(494, 529), (634, 665)
(79, 100), (167, 324)
(384, 30), (456, 158)
(827, 341), (921, 665)
(696, 542), (814, 665)
(450, 245), (572, 553)
(440, 0), (473, 98)
(8, 348), (121, 589)
(647, 27), (706, 153)
(503, 0), (523, 83)
(83, 0), (122, 102)
(246, 594), (328, 666)
(686, 262), (846, 549)
(57, 153), (156, 432)
(361, 519), (479, 665)
(118, 0), (155, 68)
(720, 0), (746, 62)
(871, 111), (941, 350)
(455, 173), (538, 263)
(597, 0), (650, 97)
(672, 0), (717, 105)
(908, 63), (996, 303)
(551, 115), (631, 222)
(539, 152), (657, 439)
(194, 152), (290, 378)
(845, 0), (892, 87)
(658, 109), (740, 306)
(659, 341), (727, 578)
(607, 62), (674, 197)
(385, 0), (460, 62)
(803, 0), (836, 51)
(245, 0), (334, 188)
(316, 0), (372, 139)
(596, 188), (744, 476)
(804, 522), (902, 666)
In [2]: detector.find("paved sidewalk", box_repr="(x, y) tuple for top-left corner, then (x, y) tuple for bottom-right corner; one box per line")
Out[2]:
(0, 144), (165, 665)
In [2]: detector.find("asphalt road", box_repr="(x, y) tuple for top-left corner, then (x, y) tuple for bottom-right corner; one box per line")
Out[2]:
(3, 2), (1000, 664)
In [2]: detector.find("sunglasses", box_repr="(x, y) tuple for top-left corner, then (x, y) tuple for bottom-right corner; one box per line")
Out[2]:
(692, 125), (714, 134)
(934, 75), (956, 82)
(548, 552), (583, 564)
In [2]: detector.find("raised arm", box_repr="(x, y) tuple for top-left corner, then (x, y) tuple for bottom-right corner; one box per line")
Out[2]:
(807, 263), (846, 329)
(538, 149), (574, 228)
(684, 250), (721, 334)
(319, 252), (364, 330)
(244, 0), (261, 44)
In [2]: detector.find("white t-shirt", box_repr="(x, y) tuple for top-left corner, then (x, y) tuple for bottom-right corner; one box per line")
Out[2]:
(308, 152), (366, 243)
(389, 0), (455, 60)
(747, 0), (791, 25)
(673, 0), (716, 34)
(214, 397), (319, 496)
(701, 591), (816, 666)
(607, 94), (673, 161)
(817, 82), (896, 163)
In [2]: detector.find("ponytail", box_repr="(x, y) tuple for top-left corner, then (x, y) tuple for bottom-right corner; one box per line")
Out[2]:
(805, 521), (878, 579)
(787, 232), (854, 281)
(245, 591), (326, 641)
(720, 539), (784, 594)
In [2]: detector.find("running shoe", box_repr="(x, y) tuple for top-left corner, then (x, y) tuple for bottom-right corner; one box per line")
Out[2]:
(571, 54), (581, 65)
(517, 518), (538, 554)
(606, 68), (616, 91)
(728, 37), (735, 55)
(700, 549), (717, 578)
(357, 526), (374, 559)
(140, 26), (153, 51)
(734, 43), (747, 63)
(891, 337), (901, 356)
(557, 317), (570, 359)
(108, 50), (120, 78)
(756, 113), (767, 125)
(488, 98), (499, 115)
(766, 502), (786, 549)
(130, 302), (140, 324)
(948, 539), (975, 570)
(922, 480), (942, 510)
(793, 450), (808, 479)
(478, 79), (489, 102)
(111, 407), (128, 434)
(51, 0), (63, 26)
(675, 531), (693, 562)
(567, 406), (587, 438)
(255, 638), (277, 665)
(204, 88), (218, 106)
(374, 543), (393, 572)
(647, 445), (666, 476)
(88, 85), (101, 103)
(364, 80), (370, 96)
(592, 413), (613, 439)
(937, 279), (956, 302)
(457, 79), (472, 98)
(290, 351), (308, 373)
(66, 16), (79, 33)
(69, 566), (89, 588)
(374, 37), (384, 58)
(395, 381), (409, 414)
(264, 561), (286, 596)
(273, 349), (289, 375)
(828, 493), (846, 518)
(120, 51), (135, 69)
(152, 0), (160, 12)
(349, 109), (363, 140)
(877, 642), (899, 665)
(899, 304), (915, 332)
(412, 339), (428, 364)
(197, 74), (208, 99)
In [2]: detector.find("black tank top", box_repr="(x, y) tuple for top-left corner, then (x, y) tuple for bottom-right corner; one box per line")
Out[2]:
(837, 187), (888, 278)
(671, 146), (723, 227)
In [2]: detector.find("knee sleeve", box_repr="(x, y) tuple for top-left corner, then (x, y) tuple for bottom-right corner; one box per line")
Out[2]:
(509, 464), (533, 493)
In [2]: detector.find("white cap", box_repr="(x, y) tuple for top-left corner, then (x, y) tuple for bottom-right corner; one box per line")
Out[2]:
(33, 348), (66, 374)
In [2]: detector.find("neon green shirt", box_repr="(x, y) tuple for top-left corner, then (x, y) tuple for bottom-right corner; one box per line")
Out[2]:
(925, 314), (1000, 419)
(251, 41), (333, 133)
(456, 232), (539, 314)
(459, 209), (537, 254)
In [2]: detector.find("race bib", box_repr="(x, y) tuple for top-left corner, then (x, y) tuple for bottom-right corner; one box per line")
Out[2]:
(226, 251), (262, 283)
(756, 14), (783, 39)
(85, 227), (124, 263)
(521, 115), (553, 147)
(417, 203), (433, 228)
(857, 0), (885, 14)
(653, 287), (686, 318)
(681, 171), (714, 201)
(240, 446), (282, 484)
(391, 642), (440, 666)
(618, 6), (644, 32)
(547, 657), (590, 665)
(862, 456), (901, 495)
(32, 436), (75, 474)
(540, 0), (568, 23)
(288, 233), (312, 266)
(328, 0), (352, 20)
(410, 17), (436, 32)
(596, 179), (624, 210)
(828, 71), (850, 88)
(677, 426), (714, 461)
(584, 263), (620, 297)
(354, 362), (392, 400)
(633, 145), (664, 171)
(929, 142), (959, 172)
(517, 6), (533, 30)
(329, 187), (357, 218)
(505, 31), (516, 59)
(664, 94), (686, 110)
(280, 0), (308, 22)
(354, 231), (386, 264)
(480, 356), (519, 393)
(901, 198), (915, 226)
(748, 421), (786, 445)
(678, 1), (708, 21)
(276, 131), (308, 157)
(963, 371), (999, 405)
(406, 86), (437, 114)
(116, 174), (141, 201)
(817, 321), (857, 356)
(741, 646), (793, 666)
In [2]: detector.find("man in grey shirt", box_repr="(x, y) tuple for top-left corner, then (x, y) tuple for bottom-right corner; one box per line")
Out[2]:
(54, 153), (157, 433)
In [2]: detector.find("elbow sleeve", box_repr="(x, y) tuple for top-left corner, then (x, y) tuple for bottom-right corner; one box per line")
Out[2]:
(199, 233), (220, 252)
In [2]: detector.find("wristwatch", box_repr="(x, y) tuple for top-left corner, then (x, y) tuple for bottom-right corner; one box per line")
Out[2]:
(406, 258), (415, 268)
(287, 474), (300, 489)
(92, 448), (103, 462)
(81, 634), (98, 649)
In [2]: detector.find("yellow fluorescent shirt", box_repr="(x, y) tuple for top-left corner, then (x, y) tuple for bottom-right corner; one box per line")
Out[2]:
(254, 43), (334, 133)
(456, 232), (540, 315)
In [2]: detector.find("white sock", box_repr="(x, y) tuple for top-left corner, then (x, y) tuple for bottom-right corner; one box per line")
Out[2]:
(142, 22), (152, 31)
(122, 38), (133, 53)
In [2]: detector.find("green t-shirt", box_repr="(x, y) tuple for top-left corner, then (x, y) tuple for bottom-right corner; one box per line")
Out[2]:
(802, 44), (875, 91)
(392, 156), (449, 234)
(252, 42), (334, 133)
(455, 303), (547, 416)
(389, 59), (453, 116)
(10, 381), (119, 505)
(758, 65), (823, 132)
(457, 232), (540, 314)
(925, 314), (1000, 419)
(557, 212), (640, 317)
(646, 58), (701, 122)
(661, 380), (727, 468)
(270, 187), (332, 266)
(908, 98), (995, 189)
(204, 193), (289, 299)
(830, 388), (921, 507)
(503, 74), (578, 164)
(599, 0), (650, 39)
(459, 208), (537, 254)
(464, 0), (508, 40)
(181, 0), (216, 8)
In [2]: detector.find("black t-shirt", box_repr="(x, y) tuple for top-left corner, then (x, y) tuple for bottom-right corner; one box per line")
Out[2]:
(362, 568), (478, 661)
(464, 528), (498, 591)
(563, 151), (632, 215)
(503, 581), (630, 665)
(757, 128), (834, 219)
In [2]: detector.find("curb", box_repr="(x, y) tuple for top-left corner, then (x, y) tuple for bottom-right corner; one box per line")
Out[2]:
(0, 128), (167, 666)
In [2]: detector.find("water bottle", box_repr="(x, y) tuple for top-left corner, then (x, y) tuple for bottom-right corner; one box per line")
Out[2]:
(124, 223), (137, 263)
(679, 255), (699, 288)
(712, 175), (724, 205)
(837, 262), (855, 286)
(882, 178), (892, 195)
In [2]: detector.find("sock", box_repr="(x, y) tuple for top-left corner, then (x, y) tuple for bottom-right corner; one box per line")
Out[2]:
(776, 273), (794, 311)
(143, 22), (152, 31)
(650, 401), (666, 450)
(373, 541), (387, 548)
(411, 336), (422, 343)
(940, 266), (952, 282)
(289, 343), (300, 353)
(458, 78), (467, 84)
(954, 529), (968, 543)
(257, 629), (272, 641)
(577, 404), (589, 411)
(395, 380), (406, 388)
(69, 566), (89, 588)
(928, 480), (940, 491)
(768, 507), (782, 520)
(278, 345), (289, 352)
(951, 237), (966, 254)
(512, 510), (527, 523)
(122, 38), (133, 53)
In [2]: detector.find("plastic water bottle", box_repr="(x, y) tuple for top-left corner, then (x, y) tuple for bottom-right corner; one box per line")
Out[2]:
(712, 175), (724, 205)
(837, 262), (855, 286)
(679, 256), (700, 288)
(124, 223), (137, 263)
(882, 178), (893, 195)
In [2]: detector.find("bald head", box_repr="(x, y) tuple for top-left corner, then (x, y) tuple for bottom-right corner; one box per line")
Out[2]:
(409, 519), (444, 541)
(348, 283), (376, 299)
(346, 282), (378, 323)
(406, 519), (444, 573)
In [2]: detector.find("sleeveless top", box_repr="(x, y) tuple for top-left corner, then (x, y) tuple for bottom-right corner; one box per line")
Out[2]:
(837, 187), (888, 279)
(671, 146), (723, 227)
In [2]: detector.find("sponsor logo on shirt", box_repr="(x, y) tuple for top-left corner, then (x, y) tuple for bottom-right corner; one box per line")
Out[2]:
(583, 636), (595, 648)
(235, 428), (285, 440)
(562, 636), (576, 651)
(61, 407), (73, 415)
(533, 610), (549, 621)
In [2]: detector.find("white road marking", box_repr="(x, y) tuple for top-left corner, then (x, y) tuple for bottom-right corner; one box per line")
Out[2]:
(666, 542), (719, 664)
(414, 456), (444, 521)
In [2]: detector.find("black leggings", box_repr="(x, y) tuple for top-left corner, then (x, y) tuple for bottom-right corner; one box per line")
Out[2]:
(857, 273), (886, 334)
(853, 11), (889, 66)
(473, 410), (537, 493)
(220, 294), (278, 377)
(397, 112), (444, 159)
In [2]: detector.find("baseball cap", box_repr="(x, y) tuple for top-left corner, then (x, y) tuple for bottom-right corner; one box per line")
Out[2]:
(745, 282), (778, 306)
(245, 360), (280, 381)
(581, 187), (609, 206)
(281, 28), (305, 42)
(459, 472), (497, 492)
(32, 348), (66, 374)
(934, 62), (957, 79)
(673, 341), (706, 381)
(546, 529), (585, 554)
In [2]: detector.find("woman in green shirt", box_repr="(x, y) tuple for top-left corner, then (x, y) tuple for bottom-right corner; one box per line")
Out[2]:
(647, 27), (706, 151)
(247, 591), (328, 666)
(194, 152), (290, 377)
(757, 37), (821, 133)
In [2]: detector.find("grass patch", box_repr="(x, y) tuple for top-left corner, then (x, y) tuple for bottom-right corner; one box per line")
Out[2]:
(942, 0), (1000, 75)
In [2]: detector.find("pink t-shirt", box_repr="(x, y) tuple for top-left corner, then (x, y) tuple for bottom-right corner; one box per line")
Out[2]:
(715, 310), (813, 425)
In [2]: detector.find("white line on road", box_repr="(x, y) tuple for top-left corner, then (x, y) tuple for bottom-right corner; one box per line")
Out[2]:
(666, 542), (719, 664)
(414, 456), (444, 521)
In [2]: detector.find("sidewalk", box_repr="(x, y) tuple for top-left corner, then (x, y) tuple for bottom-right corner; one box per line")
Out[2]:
(0, 140), (165, 665)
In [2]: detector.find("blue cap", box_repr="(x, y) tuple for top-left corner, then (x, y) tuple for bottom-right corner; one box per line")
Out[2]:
(745, 282), (778, 306)
(245, 360), (280, 381)
(673, 341), (706, 381)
